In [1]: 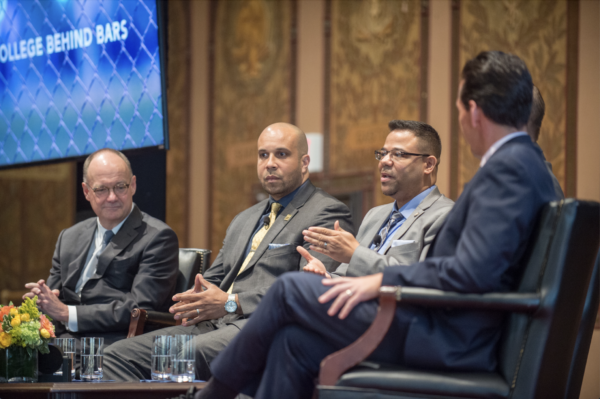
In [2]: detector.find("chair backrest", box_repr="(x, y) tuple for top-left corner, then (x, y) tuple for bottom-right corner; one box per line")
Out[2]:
(176, 248), (212, 293)
(565, 251), (599, 399)
(498, 200), (599, 399)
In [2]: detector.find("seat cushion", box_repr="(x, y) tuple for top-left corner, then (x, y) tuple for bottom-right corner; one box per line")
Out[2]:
(335, 365), (509, 399)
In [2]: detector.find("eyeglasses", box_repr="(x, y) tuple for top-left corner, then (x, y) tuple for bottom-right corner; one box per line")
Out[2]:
(87, 182), (131, 199)
(374, 150), (430, 161)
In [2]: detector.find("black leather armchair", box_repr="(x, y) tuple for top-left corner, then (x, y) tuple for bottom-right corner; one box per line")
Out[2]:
(128, 248), (211, 338)
(318, 200), (600, 399)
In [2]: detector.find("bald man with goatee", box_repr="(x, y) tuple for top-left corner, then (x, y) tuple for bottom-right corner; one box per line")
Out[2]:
(103, 122), (354, 382)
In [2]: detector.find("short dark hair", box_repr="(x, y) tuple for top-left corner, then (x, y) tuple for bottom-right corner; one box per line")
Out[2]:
(527, 85), (545, 142)
(388, 120), (442, 161)
(460, 51), (533, 129)
(83, 148), (133, 183)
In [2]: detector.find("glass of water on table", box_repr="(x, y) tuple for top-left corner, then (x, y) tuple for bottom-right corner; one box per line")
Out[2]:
(151, 335), (172, 380)
(81, 337), (104, 381)
(171, 335), (195, 382)
(52, 338), (76, 377)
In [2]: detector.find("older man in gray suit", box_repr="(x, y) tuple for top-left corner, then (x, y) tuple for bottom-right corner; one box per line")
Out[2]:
(102, 122), (354, 382)
(24, 149), (179, 347)
(302, 120), (453, 278)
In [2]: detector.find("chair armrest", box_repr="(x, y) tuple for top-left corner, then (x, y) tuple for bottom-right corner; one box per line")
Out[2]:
(317, 286), (541, 386)
(127, 309), (182, 338)
(318, 289), (397, 386)
(397, 287), (540, 312)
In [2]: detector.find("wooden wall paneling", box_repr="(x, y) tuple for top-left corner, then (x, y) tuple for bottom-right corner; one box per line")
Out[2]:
(325, 0), (425, 210)
(209, 0), (296, 255)
(165, 0), (191, 247)
(452, 0), (574, 198)
(0, 163), (74, 301)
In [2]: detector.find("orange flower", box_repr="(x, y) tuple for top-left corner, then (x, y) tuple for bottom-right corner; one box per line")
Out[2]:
(39, 315), (55, 338)
(0, 305), (14, 320)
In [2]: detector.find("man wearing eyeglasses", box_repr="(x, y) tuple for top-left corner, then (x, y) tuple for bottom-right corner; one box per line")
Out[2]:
(302, 120), (453, 279)
(24, 148), (179, 347)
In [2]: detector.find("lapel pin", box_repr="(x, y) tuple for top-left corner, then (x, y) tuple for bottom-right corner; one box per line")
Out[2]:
(284, 214), (292, 221)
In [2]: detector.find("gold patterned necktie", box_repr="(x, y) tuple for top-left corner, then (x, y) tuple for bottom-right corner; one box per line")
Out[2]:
(228, 202), (283, 294)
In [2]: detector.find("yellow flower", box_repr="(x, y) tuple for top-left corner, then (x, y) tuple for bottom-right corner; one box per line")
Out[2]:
(40, 328), (50, 339)
(20, 314), (30, 323)
(9, 308), (18, 316)
(0, 332), (11, 348)
(10, 315), (21, 327)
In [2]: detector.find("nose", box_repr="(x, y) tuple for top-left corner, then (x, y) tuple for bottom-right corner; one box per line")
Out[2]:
(379, 152), (393, 168)
(266, 154), (278, 170)
(106, 188), (119, 201)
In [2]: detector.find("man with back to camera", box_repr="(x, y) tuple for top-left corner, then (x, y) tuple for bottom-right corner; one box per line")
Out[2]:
(101, 122), (354, 382)
(24, 148), (179, 347)
(301, 120), (454, 278)
(526, 85), (565, 199)
(195, 51), (559, 399)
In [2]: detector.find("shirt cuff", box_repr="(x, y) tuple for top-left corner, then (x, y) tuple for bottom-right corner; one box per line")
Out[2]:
(66, 306), (78, 332)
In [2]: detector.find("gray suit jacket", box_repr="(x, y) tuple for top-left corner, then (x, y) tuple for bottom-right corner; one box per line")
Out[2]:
(46, 205), (179, 340)
(334, 187), (453, 277)
(203, 180), (354, 327)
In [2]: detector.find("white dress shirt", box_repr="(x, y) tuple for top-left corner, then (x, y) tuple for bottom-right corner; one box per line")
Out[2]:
(480, 131), (528, 168)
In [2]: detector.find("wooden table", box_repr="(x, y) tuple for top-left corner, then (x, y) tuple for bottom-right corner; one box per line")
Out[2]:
(0, 382), (206, 399)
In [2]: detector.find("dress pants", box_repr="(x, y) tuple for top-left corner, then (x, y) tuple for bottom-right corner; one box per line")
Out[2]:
(210, 272), (416, 399)
(103, 317), (242, 381)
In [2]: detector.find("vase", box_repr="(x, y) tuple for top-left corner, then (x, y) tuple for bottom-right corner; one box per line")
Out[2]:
(0, 346), (38, 383)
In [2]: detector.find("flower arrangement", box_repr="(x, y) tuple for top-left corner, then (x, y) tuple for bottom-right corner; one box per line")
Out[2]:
(0, 296), (55, 356)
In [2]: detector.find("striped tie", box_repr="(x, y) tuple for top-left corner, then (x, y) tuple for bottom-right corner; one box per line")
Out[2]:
(374, 211), (403, 252)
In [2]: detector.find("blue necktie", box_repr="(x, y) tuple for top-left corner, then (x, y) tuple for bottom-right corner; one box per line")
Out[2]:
(374, 211), (404, 252)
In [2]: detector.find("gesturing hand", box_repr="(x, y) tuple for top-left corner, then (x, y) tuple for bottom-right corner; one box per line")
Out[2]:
(303, 220), (359, 264)
(318, 273), (383, 319)
(24, 279), (60, 299)
(298, 246), (331, 278)
(170, 275), (230, 326)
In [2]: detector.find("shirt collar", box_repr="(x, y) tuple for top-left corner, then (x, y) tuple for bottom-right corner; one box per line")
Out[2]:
(268, 179), (309, 210)
(480, 131), (528, 168)
(96, 203), (135, 238)
(393, 185), (436, 220)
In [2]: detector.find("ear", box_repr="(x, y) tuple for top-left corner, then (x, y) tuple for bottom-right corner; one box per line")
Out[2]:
(129, 175), (137, 196)
(468, 100), (480, 128)
(301, 154), (310, 174)
(423, 155), (437, 175)
(82, 182), (92, 202)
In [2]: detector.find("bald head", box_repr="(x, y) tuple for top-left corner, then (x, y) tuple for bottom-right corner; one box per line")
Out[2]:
(257, 122), (310, 200)
(261, 122), (308, 156)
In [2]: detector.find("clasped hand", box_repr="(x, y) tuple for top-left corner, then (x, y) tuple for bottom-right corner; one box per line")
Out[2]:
(169, 274), (229, 326)
(23, 279), (68, 322)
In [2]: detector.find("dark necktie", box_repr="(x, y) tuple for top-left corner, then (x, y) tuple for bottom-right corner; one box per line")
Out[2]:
(374, 211), (404, 252)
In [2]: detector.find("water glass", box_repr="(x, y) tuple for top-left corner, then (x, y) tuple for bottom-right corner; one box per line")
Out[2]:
(151, 335), (172, 380)
(170, 335), (195, 382)
(52, 338), (76, 377)
(81, 337), (104, 381)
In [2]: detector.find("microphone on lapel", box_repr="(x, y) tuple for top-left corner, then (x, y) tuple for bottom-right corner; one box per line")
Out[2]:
(261, 215), (271, 229)
(372, 234), (382, 248)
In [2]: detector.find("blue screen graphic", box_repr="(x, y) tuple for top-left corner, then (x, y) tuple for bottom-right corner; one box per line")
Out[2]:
(0, 0), (166, 168)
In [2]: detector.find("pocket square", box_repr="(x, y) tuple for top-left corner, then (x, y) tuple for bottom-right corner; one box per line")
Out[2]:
(268, 243), (290, 250)
(391, 240), (416, 248)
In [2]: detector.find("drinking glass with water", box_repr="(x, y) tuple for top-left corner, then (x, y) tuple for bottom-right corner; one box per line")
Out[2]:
(171, 335), (195, 382)
(81, 337), (103, 381)
(52, 338), (76, 377)
(151, 335), (172, 380)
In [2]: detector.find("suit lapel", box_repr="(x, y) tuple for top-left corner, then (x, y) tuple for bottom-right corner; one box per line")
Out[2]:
(385, 187), (442, 251)
(360, 204), (394, 247)
(64, 219), (96, 293)
(91, 205), (142, 280)
(239, 181), (316, 276)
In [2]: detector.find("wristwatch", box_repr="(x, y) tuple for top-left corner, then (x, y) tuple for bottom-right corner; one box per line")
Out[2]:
(224, 294), (238, 313)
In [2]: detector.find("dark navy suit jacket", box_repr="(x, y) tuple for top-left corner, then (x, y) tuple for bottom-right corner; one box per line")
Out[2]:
(382, 135), (558, 371)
